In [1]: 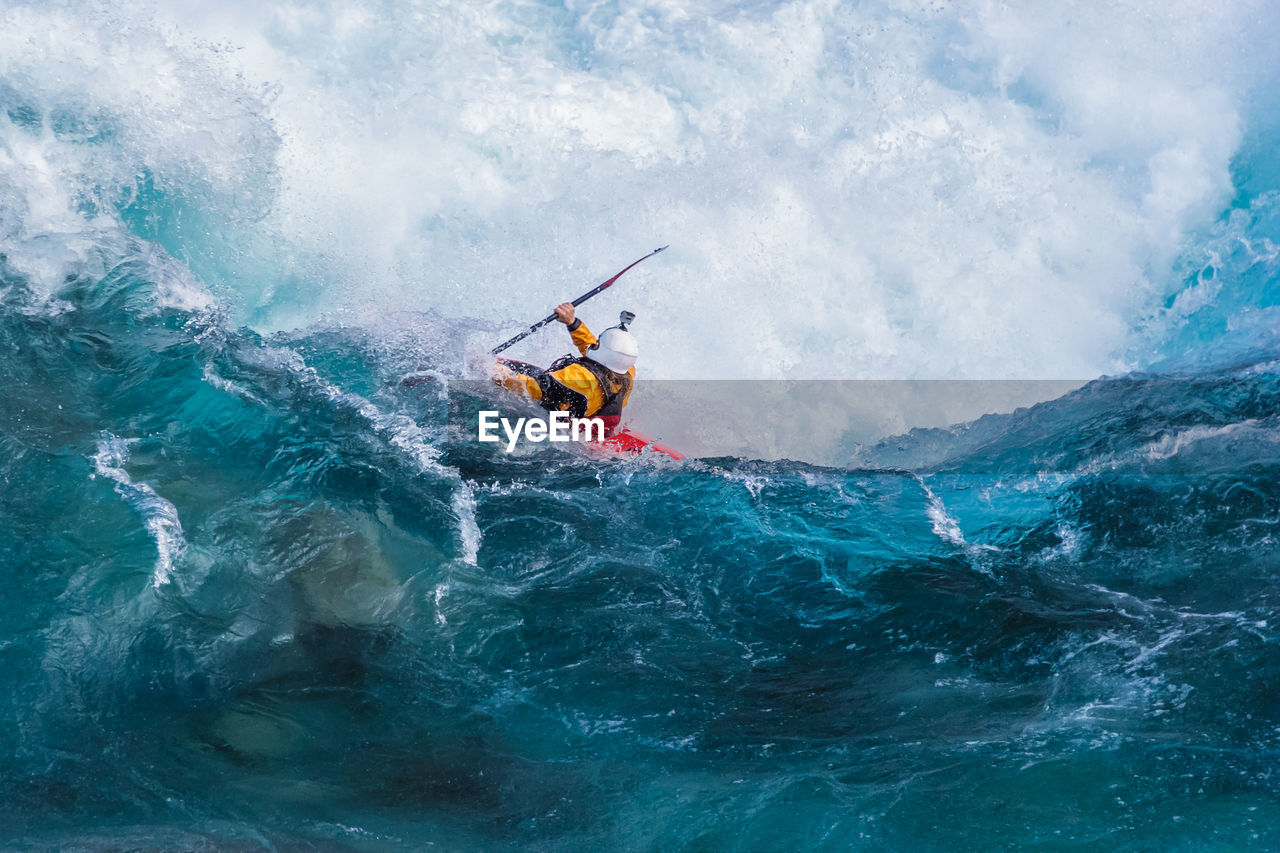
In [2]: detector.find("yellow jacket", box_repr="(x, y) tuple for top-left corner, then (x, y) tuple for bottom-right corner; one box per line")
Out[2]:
(492, 320), (635, 426)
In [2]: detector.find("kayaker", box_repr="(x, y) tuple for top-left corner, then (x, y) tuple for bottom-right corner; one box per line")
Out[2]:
(492, 304), (637, 436)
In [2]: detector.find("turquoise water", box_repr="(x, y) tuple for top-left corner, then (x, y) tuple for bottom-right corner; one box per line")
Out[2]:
(4, 1), (1280, 849)
(4, 262), (1280, 848)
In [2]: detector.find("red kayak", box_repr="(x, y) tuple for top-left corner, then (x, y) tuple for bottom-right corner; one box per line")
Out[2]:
(594, 428), (684, 460)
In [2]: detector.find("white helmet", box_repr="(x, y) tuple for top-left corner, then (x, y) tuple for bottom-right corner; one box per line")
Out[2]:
(587, 312), (639, 373)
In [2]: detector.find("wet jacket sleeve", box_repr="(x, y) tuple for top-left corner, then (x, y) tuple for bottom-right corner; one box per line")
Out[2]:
(491, 360), (544, 403)
(621, 366), (636, 408)
(567, 319), (597, 356)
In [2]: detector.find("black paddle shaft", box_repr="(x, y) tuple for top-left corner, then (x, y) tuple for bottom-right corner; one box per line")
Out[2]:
(490, 246), (668, 355)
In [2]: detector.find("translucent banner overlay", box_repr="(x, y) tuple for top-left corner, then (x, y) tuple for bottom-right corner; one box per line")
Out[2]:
(425, 378), (1092, 467)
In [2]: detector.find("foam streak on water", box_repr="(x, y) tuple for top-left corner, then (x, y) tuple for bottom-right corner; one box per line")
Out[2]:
(90, 435), (186, 589)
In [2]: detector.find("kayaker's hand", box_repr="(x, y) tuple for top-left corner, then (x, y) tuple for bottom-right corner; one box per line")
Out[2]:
(554, 303), (575, 325)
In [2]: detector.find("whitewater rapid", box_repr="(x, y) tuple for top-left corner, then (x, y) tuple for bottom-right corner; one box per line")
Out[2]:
(4, 4), (1280, 849)
(2, 0), (1278, 379)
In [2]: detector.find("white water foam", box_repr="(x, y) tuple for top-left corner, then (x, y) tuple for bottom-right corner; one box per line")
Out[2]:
(921, 480), (966, 548)
(0, 3), (277, 304)
(91, 435), (187, 588)
(3, 1), (1278, 379)
(451, 482), (483, 566)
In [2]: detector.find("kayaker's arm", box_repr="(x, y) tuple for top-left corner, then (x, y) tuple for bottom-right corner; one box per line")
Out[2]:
(492, 357), (598, 417)
(492, 360), (544, 403)
(555, 302), (598, 356)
